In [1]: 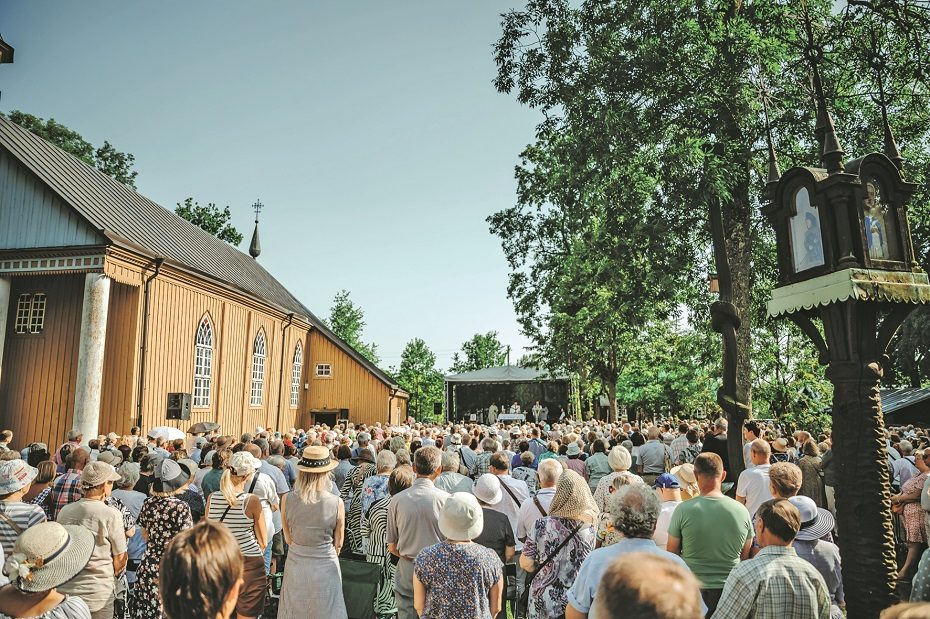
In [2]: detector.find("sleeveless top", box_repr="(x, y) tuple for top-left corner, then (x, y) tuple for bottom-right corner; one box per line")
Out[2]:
(208, 491), (262, 557)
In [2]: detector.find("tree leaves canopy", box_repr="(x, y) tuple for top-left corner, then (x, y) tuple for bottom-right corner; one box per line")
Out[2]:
(325, 290), (381, 366)
(6, 110), (139, 188)
(174, 197), (244, 245)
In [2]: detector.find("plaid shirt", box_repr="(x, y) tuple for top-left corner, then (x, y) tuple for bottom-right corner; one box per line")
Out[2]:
(47, 470), (83, 521)
(670, 435), (690, 462)
(472, 451), (493, 478)
(712, 545), (831, 619)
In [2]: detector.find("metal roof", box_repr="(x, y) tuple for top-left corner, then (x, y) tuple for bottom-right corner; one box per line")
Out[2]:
(444, 365), (568, 384)
(881, 388), (930, 415)
(0, 115), (402, 392)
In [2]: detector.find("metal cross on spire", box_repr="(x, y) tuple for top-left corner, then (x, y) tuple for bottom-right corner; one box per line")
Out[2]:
(252, 199), (264, 224)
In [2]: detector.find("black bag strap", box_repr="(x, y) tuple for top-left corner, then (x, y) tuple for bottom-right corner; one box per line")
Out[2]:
(219, 492), (247, 523)
(532, 495), (547, 518)
(249, 474), (259, 494)
(500, 479), (521, 506)
(527, 522), (583, 586)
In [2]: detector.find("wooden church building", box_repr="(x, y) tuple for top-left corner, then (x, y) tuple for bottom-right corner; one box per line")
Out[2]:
(0, 115), (407, 446)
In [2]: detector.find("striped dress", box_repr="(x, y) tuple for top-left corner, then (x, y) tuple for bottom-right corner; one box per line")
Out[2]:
(207, 491), (262, 556)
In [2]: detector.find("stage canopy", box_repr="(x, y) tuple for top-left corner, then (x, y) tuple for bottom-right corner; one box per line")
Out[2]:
(443, 365), (571, 423)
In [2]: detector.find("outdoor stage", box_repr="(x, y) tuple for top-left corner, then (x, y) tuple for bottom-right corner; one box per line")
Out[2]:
(443, 365), (572, 423)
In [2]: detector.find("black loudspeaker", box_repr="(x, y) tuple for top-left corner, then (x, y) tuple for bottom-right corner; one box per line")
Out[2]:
(166, 393), (192, 420)
(433, 402), (442, 416)
(339, 408), (349, 421)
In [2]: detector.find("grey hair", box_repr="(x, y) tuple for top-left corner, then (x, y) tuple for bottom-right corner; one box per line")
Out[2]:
(117, 462), (140, 488)
(537, 459), (562, 486)
(482, 437), (499, 452)
(899, 440), (914, 455)
(376, 449), (397, 471)
(441, 451), (460, 472)
(267, 455), (287, 471)
(395, 449), (412, 466)
(609, 483), (660, 539)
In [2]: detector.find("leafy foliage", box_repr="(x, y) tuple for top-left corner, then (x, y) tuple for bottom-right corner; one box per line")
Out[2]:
(324, 290), (380, 365)
(449, 332), (509, 373)
(395, 338), (445, 421)
(175, 197), (244, 245)
(6, 110), (138, 187)
(491, 0), (930, 422)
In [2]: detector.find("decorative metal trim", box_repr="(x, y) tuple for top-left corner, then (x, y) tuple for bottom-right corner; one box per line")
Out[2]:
(0, 255), (104, 274)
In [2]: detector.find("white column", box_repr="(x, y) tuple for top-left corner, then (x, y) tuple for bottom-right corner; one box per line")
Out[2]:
(73, 273), (110, 443)
(0, 277), (9, 386)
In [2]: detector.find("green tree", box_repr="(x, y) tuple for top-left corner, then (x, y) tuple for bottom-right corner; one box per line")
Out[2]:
(174, 197), (244, 245)
(396, 338), (445, 421)
(449, 332), (508, 373)
(325, 290), (380, 365)
(6, 110), (138, 187)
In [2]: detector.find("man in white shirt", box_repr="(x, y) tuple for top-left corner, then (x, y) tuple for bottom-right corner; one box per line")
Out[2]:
(736, 439), (774, 518)
(489, 453), (530, 545)
(516, 459), (561, 542)
(652, 474), (683, 550)
(742, 421), (761, 469)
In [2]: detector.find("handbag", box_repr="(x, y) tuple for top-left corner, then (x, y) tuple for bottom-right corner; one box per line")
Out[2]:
(518, 522), (584, 616)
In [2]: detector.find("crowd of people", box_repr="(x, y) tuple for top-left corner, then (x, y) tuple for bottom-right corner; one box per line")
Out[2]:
(0, 417), (924, 618)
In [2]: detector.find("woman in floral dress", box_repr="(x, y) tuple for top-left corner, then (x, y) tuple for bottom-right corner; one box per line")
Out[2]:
(132, 459), (194, 619)
(520, 470), (597, 619)
(892, 449), (930, 582)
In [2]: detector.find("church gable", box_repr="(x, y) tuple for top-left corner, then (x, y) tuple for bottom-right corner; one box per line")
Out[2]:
(0, 148), (103, 250)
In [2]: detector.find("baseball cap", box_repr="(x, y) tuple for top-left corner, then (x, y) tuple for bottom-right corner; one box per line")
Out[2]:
(654, 473), (681, 489)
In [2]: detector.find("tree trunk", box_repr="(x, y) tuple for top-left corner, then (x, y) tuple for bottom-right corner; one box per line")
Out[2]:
(826, 359), (897, 617)
(722, 186), (753, 415)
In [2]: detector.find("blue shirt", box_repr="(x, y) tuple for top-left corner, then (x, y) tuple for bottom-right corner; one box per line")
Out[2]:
(567, 537), (706, 614)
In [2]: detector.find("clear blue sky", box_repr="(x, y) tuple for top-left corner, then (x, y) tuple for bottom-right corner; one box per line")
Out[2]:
(0, 1), (539, 369)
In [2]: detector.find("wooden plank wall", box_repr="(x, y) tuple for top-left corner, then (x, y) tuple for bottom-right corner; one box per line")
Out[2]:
(139, 274), (310, 436)
(0, 274), (83, 446)
(0, 151), (103, 250)
(99, 282), (142, 436)
(307, 330), (392, 426)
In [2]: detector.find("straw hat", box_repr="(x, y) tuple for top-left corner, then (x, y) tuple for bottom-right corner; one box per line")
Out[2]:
(80, 462), (121, 488)
(439, 493), (484, 542)
(297, 446), (338, 473)
(772, 438), (789, 453)
(548, 470), (598, 525)
(670, 464), (696, 486)
(472, 474), (503, 505)
(3, 522), (94, 592)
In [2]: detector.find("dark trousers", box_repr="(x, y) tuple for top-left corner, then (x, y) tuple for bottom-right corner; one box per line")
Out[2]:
(701, 588), (723, 617)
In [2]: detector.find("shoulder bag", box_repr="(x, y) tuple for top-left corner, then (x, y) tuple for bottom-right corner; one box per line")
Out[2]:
(518, 522), (584, 617)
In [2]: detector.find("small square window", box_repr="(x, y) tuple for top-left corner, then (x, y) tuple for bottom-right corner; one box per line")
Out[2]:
(14, 293), (46, 335)
(315, 363), (332, 378)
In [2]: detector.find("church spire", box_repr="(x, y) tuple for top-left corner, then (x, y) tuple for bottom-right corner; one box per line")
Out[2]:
(249, 199), (263, 259)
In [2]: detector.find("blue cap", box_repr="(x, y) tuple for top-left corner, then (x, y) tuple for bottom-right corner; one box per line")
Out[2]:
(654, 473), (680, 489)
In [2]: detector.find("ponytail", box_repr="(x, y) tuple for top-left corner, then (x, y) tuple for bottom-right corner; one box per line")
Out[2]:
(219, 469), (240, 507)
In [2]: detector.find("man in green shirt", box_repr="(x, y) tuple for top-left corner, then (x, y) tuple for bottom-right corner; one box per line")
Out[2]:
(667, 452), (753, 616)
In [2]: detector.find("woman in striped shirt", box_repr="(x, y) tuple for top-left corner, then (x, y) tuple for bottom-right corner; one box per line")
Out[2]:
(206, 452), (267, 619)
